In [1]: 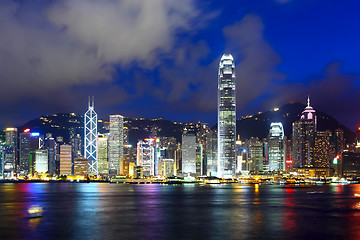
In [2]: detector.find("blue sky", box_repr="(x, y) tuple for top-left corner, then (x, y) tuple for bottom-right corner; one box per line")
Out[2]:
(0, 0), (359, 129)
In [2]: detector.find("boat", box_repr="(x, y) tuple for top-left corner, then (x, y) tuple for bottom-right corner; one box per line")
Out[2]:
(27, 206), (43, 218)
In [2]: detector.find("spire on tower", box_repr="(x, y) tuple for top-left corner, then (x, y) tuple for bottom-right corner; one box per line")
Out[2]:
(307, 95), (310, 107)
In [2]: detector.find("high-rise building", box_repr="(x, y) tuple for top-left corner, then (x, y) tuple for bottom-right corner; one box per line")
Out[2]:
(268, 122), (285, 171)
(137, 138), (155, 176)
(5, 128), (17, 175)
(74, 158), (89, 177)
(5, 128), (17, 147)
(2, 145), (15, 179)
(249, 138), (263, 172)
(108, 115), (124, 176)
(35, 149), (48, 174)
(196, 143), (203, 175)
(314, 131), (330, 168)
(97, 134), (108, 176)
(206, 129), (218, 176)
(84, 97), (98, 176)
(60, 144), (72, 176)
(182, 133), (196, 174)
(19, 130), (31, 175)
(292, 97), (316, 168)
(45, 136), (57, 176)
(159, 159), (176, 177)
(218, 54), (236, 178)
(342, 152), (360, 177)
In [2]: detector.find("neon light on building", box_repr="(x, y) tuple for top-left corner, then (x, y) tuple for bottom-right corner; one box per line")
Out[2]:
(84, 96), (98, 176)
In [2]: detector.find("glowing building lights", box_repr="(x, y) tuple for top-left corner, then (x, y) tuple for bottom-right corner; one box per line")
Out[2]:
(84, 97), (98, 176)
(268, 122), (285, 171)
(218, 54), (236, 178)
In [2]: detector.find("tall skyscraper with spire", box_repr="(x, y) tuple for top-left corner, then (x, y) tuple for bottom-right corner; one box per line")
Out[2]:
(84, 96), (98, 176)
(292, 96), (316, 168)
(217, 54), (236, 178)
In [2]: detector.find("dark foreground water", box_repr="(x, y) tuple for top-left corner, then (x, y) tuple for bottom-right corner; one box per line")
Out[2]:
(0, 183), (360, 240)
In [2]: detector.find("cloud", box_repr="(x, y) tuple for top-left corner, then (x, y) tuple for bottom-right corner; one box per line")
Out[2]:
(255, 62), (360, 129)
(0, 0), (204, 126)
(223, 14), (286, 111)
(0, 0), (201, 97)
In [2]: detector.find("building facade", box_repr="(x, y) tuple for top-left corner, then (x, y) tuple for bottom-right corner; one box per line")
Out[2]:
(268, 122), (285, 171)
(84, 97), (98, 176)
(292, 97), (316, 168)
(108, 115), (124, 176)
(182, 133), (196, 174)
(218, 54), (236, 178)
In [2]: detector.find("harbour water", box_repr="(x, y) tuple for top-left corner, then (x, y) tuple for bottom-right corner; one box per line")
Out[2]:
(0, 183), (360, 240)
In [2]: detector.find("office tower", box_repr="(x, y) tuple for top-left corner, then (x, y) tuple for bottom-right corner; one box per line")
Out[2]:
(19, 130), (31, 175)
(182, 133), (196, 174)
(249, 138), (263, 172)
(0, 146), (3, 178)
(175, 142), (182, 173)
(206, 129), (218, 176)
(342, 152), (360, 177)
(74, 158), (89, 177)
(2, 145), (15, 179)
(196, 143), (203, 175)
(84, 97), (98, 176)
(44, 136), (56, 176)
(292, 97), (316, 168)
(137, 138), (155, 176)
(159, 159), (175, 176)
(71, 133), (82, 159)
(154, 138), (161, 176)
(218, 54), (236, 178)
(285, 139), (293, 170)
(108, 115), (124, 176)
(235, 137), (243, 173)
(60, 144), (72, 176)
(5, 128), (17, 174)
(5, 128), (17, 147)
(97, 134), (108, 176)
(35, 149), (48, 174)
(334, 129), (345, 155)
(314, 131), (330, 168)
(196, 123), (210, 175)
(268, 122), (285, 171)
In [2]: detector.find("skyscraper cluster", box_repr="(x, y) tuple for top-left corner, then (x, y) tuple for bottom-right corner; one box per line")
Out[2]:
(0, 54), (358, 180)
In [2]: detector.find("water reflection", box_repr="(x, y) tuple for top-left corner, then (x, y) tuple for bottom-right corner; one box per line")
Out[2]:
(1, 183), (360, 240)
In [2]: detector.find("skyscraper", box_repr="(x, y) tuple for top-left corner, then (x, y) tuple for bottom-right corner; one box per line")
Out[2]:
(314, 131), (330, 168)
(84, 97), (98, 176)
(97, 134), (109, 176)
(19, 130), (31, 175)
(60, 144), (72, 176)
(182, 133), (196, 174)
(206, 129), (217, 176)
(268, 122), (285, 171)
(218, 54), (236, 178)
(108, 115), (124, 176)
(137, 138), (155, 176)
(292, 97), (316, 168)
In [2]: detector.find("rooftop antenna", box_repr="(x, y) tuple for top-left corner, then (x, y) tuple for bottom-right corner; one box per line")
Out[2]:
(307, 95), (310, 107)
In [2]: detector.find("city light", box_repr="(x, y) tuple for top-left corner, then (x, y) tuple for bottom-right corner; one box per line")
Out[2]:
(24, 128), (30, 133)
(31, 132), (40, 137)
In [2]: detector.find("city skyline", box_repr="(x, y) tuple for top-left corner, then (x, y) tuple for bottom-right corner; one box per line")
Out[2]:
(0, 0), (358, 130)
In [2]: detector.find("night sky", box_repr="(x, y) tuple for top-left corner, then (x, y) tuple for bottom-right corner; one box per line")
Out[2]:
(0, 0), (359, 130)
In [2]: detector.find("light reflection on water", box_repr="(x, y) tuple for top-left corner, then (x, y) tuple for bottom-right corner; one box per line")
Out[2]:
(0, 183), (360, 240)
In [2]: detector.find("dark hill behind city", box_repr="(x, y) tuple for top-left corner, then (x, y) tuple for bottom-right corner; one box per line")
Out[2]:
(11, 102), (355, 146)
